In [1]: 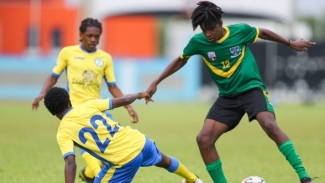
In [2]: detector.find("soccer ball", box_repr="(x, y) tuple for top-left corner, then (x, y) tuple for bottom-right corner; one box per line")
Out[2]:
(241, 176), (266, 183)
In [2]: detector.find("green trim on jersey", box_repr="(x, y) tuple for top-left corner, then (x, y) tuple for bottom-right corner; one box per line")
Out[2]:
(182, 23), (265, 96)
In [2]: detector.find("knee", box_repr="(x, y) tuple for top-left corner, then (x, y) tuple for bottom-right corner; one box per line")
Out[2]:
(155, 154), (171, 168)
(261, 119), (280, 134)
(196, 133), (212, 147)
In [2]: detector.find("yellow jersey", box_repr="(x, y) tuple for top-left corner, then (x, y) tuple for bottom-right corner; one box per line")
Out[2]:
(57, 98), (145, 166)
(52, 45), (116, 106)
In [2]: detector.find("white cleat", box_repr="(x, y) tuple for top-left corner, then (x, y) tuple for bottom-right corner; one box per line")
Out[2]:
(182, 178), (203, 183)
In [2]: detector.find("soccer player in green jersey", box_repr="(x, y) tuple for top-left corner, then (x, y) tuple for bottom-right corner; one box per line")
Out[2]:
(32, 18), (138, 183)
(146, 1), (316, 183)
(43, 87), (203, 183)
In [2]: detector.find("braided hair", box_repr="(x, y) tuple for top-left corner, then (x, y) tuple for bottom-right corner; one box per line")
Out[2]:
(79, 18), (102, 34)
(191, 1), (224, 31)
(44, 87), (70, 115)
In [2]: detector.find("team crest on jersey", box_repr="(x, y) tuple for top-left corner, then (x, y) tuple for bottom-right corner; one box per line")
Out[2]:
(94, 58), (104, 67)
(207, 51), (216, 61)
(230, 46), (241, 58)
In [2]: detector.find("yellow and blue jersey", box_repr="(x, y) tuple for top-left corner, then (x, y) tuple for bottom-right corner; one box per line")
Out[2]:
(57, 99), (146, 166)
(52, 45), (116, 106)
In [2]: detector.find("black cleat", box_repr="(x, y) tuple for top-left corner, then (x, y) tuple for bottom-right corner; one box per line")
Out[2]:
(301, 177), (317, 183)
(79, 167), (94, 183)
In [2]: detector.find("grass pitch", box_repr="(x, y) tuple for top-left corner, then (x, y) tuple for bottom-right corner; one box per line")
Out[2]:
(0, 101), (324, 183)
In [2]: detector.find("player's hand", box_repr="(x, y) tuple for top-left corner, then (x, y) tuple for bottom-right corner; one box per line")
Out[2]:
(138, 91), (154, 104)
(290, 38), (316, 52)
(32, 93), (45, 111)
(126, 105), (139, 123)
(146, 82), (158, 100)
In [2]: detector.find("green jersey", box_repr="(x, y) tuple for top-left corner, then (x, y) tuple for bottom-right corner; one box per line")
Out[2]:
(181, 23), (265, 96)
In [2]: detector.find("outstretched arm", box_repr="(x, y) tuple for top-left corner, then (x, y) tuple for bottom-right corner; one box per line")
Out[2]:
(64, 155), (76, 183)
(32, 74), (58, 110)
(146, 56), (189, 97)
(111, 92), (152, 109)
(258, 28), (316, 52)
(108, 85), (138, 123)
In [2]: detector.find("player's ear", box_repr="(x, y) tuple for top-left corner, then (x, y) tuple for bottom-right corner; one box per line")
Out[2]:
(79, 32), (83, 42)
(219, 20), (223, 26)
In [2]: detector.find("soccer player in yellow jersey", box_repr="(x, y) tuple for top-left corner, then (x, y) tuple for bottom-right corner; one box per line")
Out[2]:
(32, 18), (138, 182)
(43, 87), (203, 183)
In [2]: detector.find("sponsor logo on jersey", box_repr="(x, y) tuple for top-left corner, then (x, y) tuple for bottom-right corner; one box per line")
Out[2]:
(230, 46), (241, 58)
(74, 56), (84, 60)
(94, 58), (104, 67)
(72, 69), (100, 88)
(207, 51), (216, 61)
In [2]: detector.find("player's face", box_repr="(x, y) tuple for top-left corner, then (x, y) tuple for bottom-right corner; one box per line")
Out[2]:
(200, 20), (224, 42)
(80, 26), (101, 52)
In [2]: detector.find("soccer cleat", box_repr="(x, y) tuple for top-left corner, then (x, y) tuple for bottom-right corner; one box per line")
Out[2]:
(300, 177), (316, 183)
(182, 177), (203, 183)
(79, 167), (94, 183)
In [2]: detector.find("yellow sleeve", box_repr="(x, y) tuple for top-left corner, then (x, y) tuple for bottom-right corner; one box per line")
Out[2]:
(180, 54), (190, 59)
(57, 129), (75, 159)
(103, 54), (116, 86)
(253, 27), (260, 43)
(52, 48), (68, 78)
(90, 98), (113, 111)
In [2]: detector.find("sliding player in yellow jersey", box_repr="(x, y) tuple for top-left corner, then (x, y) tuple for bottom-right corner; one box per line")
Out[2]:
(43, 87), (203, 183)
(32, 18), (138, 183)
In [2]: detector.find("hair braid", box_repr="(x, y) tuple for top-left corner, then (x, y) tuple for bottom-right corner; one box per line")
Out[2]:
(191, 1), (224, 30)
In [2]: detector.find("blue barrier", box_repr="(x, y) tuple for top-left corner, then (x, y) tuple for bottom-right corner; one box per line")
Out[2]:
(0, 56), (201, 102)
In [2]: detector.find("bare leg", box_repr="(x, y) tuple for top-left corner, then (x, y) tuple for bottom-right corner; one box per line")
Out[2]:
(256, 111), (289, 146)
(196, 119), (228, 164)
(155, 153), (198, 183)
(196, 119), (229, 183)
(256, 111), (311, 181)
(155, 153), (171, 168)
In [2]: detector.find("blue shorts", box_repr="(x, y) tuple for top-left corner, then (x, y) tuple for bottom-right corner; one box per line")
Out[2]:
(80, 110), (114, 155)
(94, 136), (162, 183)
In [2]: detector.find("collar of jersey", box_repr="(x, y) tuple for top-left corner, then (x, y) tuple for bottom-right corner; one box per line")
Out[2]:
(216, 26), (230, 43)
(62, 107), (73, 118)
(80, 45), (97, 53)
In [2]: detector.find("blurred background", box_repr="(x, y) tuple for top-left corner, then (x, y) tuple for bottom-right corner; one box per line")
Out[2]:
(0, 0), (325, 104)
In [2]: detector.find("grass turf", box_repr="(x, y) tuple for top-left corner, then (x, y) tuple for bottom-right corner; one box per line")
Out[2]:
(0, 101), (324, 183)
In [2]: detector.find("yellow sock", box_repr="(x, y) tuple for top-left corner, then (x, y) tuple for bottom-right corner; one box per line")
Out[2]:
(82, 152), (102, 178)
(167, 157), (197, 183)
(174, 163), (197, 183)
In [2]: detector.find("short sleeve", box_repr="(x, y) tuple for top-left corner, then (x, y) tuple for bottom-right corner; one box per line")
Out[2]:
(57, 130), (75, 159)
(103, 54), (116, 86)
(181, 36), (200, 59)
(239, 23), (259, 43)
(52, 48), (68, 78)
(89, 98), (113, 111)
